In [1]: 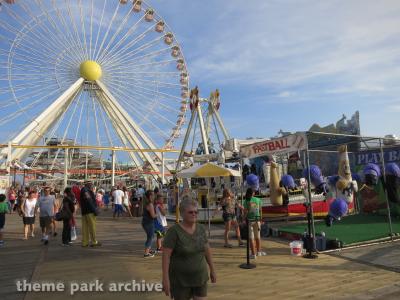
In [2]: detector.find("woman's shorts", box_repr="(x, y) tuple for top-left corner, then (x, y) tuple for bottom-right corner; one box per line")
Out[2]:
(171, 282), (207, 300)
(23, 217), (35, 225)
(114, 204), (124, 214)
(223, 212), (236, 223)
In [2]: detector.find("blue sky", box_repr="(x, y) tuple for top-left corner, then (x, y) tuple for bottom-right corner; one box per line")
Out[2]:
(151, 0), (400, 139)
(1, 0), (399, 149)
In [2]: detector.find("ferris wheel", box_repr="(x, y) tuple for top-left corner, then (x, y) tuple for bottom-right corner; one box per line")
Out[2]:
(0, 0), (189, 178)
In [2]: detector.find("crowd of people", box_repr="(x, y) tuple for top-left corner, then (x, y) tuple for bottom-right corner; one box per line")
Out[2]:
(0, 181), (267, 299)
(0, 182), (148, 247)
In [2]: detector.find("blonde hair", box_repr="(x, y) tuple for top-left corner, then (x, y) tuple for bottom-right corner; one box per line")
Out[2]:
(222, 188), (232, 199)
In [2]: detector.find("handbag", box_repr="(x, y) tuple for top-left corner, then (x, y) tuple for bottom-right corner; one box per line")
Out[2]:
(54, 211), (63, 221)
(55, 205), (72, 221)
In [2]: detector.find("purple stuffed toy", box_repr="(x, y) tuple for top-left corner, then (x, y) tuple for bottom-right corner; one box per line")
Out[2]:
(302, 165), (328, 195)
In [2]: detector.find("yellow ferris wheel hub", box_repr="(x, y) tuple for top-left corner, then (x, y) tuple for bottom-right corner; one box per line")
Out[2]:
(79, 60), (102, 81)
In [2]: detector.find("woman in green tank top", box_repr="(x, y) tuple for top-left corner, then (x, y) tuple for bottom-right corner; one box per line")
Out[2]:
(162, 197), (216, 299)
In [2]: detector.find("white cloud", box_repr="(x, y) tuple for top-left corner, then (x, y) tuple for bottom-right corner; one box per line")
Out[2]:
(277, 91), (294, 98)
(180, 0), (400, 101)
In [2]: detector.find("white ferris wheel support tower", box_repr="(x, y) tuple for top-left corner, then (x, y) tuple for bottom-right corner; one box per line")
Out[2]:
(1, 60), (170, 185)
(176, 86), (230, 170)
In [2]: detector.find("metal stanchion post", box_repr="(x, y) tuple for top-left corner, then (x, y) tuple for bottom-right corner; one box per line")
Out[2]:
(239, 217), (256, 269)
(303, 149), (318, 259)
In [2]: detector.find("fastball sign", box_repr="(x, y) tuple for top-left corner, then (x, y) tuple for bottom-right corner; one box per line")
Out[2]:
(355, 146), (400, 165)
(240, 133), (308, 159)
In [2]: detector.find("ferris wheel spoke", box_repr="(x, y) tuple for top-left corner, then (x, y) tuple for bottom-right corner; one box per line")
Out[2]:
(91, 92), (104, 167)
(50, 0), (86, 62)
(46, 109), (74, 171)
(0, 19), (20, 36)
(99, 18), (156, 65)
(105, 71), (182, 79)
(65, 0), (88, 62)
(1, 86), (60, 113)
(0, 88), (61, 126)
(61, 89), (84, 143)
(6, 57), (74, 73)
(53, 91), (87, 170)
(107, 58), (178, 71)
(0, 86), (59, 109)
(97, 96), (116, 147)
(2, 47), (61, 71)
(88, 0), (94, 59)
(49, 88), (83, 170)
(106, 48), (177, 74)
(23, 1), (84, 62)
(4, 6), (75, 66)
(101, 78), (174, 114)
(77, 0), (89, 60)
(106, 78), (181, 93)
(106, 79), (182, 116)
(95, 2), (136, 64)
(104, 82), (177, 135)
(103, 41), (172, 70)
(0, 33), (14, 45)
(92, 0), (107, 62)
(101, 33), (164, 67)
(0, 80), (55, 92)
(34, 0), (84, 61)
(6, 64), (62, 74)
(69, 94), (85, 168)
(96, 80), (162, 157)
(104, 75), (182, 111)
(115, 75), (183, 90)
(98, 11), (145, 64)
(95, 90), (142, 166)
(125, 79), (184, 102)
(10, 40), (69, 70)
(93, 1), (121, 62)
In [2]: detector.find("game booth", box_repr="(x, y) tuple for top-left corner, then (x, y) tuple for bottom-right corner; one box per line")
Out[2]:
(239, 132), (400, 253)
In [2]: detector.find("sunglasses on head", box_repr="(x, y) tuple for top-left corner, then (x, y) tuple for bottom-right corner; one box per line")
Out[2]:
(187, 210), (198, 215)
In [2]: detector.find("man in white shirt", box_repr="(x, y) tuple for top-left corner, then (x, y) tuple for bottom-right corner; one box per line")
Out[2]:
(112, 186), (124, 218)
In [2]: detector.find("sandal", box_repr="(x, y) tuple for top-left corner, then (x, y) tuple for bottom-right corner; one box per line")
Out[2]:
(224, 244), (233, 248)
(238, 241), (245, 247)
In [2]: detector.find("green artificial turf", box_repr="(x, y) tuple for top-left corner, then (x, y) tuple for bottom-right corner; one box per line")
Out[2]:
(278, 214), (400, 246)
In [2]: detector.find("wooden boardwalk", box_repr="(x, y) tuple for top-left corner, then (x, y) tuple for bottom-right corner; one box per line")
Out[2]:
(1, 210), (400, 300)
